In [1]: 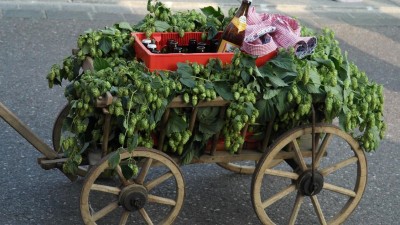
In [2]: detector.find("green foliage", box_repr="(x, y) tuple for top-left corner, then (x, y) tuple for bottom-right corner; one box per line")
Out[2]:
(134, 0), (233, 39)
(49, 3), (385, 175)
(252, 28), (385, 151)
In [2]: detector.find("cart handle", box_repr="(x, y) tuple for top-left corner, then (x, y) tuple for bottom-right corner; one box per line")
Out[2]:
(0, 101), (77, 181)
(0, 102), (58, 159)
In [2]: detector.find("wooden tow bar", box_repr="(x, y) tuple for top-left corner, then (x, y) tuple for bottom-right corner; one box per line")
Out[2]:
(0, 101), (77, 181)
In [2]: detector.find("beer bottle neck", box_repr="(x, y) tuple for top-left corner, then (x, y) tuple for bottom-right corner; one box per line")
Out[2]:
(235, 0), (252, 18)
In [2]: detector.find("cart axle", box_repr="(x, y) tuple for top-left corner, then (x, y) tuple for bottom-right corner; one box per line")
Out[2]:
(119, 184), (148, 211)
(297, 170), (324, 196)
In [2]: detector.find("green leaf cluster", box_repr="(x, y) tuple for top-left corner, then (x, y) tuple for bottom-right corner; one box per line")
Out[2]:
(50, 4), (385, 175)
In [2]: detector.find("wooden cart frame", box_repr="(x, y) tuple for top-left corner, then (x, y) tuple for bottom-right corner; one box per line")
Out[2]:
(0, 58), (367, 225)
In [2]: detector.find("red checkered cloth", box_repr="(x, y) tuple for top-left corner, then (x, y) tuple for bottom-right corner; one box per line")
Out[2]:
(241, 7), (317, 58)
(243, 25), (278, 57)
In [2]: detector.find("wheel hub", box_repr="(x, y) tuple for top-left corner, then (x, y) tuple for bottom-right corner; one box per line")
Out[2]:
(297, 170), (324, 196)
(119, 184), (148, 211)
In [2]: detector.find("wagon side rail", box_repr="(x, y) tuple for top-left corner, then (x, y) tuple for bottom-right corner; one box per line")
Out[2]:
(96, 91), (275, 162)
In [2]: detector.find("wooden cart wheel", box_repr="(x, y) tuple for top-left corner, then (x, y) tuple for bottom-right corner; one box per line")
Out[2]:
(251, 124), (367, 225)
(52, 104), (90, 176)
(52, 104), (70, 152)
(80, 148), (185, 225)
(217, 161), (256, 174)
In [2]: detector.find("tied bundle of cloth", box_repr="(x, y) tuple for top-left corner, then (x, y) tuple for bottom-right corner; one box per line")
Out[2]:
(241, 7), (317, 58)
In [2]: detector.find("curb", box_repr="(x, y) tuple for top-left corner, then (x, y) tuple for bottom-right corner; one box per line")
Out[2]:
(2, 0), (400, 12)
(0, 1), (399, 22)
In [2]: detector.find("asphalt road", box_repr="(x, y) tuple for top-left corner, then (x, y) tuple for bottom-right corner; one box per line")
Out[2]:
(0, 10), (400, 225)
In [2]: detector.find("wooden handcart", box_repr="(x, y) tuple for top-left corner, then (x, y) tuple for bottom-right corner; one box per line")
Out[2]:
(0, 89), (367, 224)
(0, 68), (367, 225)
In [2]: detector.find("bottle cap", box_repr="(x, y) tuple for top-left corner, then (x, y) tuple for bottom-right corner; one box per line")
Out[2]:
(196, 46), (206, 53)
(173, 47), (183, 53)
(142, 39), (152, 47)
(142, 39), (151, 44)
(147, 44), (157, 50)
(167, 39), (175, 45)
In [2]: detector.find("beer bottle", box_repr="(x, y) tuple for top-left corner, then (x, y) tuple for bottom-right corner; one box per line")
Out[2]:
(217, 0), (252, 52)
(196, 46), (206, 53)
(188, 39), (198, 53)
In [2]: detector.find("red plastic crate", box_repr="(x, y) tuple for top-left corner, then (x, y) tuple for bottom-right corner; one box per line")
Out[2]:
(132, 32), (276, 71)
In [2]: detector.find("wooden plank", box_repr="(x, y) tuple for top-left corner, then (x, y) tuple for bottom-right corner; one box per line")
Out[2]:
(321, 156), (358, 176)
(273, 150), (326, 160)
(139, 208), (154, 225)
(311, 195), (327, 225)
(261, 121), (274, 153)
(148, 194), (176, 206)
(265, 169), (299, 180)
(38, 157), (68, 165)
(191, 150), (263, 164)
(262, 184), (296, 208)
(292, 139), (308, 171)
(95, 91), (113, 108)
(145, 172), (173, 191)
(323, 182), (357, 197)
(91, 184), (121, 195)
(167, 96), (229, 108)
(157, 108), (170, 151)
(92, 201), (119, 221)
(188, 107), (198, 133)
(289, 194), (304, 225)
(211, 106), (226, 155)
(102, 114), (112, 157)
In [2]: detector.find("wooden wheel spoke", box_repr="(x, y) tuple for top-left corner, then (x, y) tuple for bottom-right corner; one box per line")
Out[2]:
(136, 158), (153, 185)
(251, 126), (367, 225)
(292, 139), (308, 171)
(145, 172), (173, 191)
(262, 184), (296, 208)
(119, 210), (130, 225)
(321, 156), (358, 176)
(315, 133), (333, 168)
(314, 133), (321, 151)
(91, 184), (121, 195)
(148, 194), (176, 206)
(265, 169), (299, 180)
(81, 149), (185, 225)
(139, 208), (154, 225)
(323, 182), (357, 197)
(289, 193), (304, 225)
(116, 165), (130, 186)
(268, 159), (284, 169)
(92, 201), (119, 221)
(310, 195), (327, 225)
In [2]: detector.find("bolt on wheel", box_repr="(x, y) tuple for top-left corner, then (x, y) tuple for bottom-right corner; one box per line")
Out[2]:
(80, 148), (185, 225)
(251, 124), (367, 225)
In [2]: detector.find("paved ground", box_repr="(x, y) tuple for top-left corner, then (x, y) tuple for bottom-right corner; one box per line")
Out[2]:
(0, 0), (400, 24)
(0, 0), (400, 224)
